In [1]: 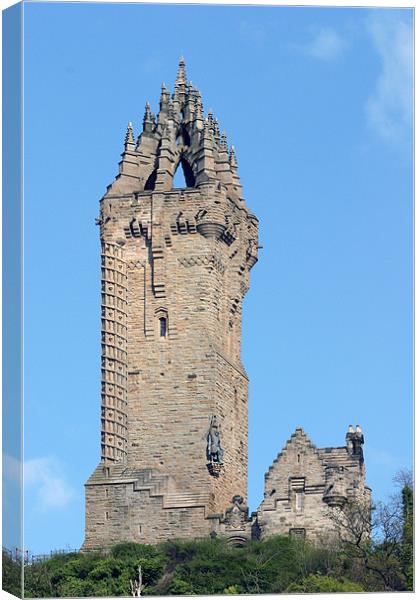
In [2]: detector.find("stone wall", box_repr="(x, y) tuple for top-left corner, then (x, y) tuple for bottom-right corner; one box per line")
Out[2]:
(257, 426), (371, 542)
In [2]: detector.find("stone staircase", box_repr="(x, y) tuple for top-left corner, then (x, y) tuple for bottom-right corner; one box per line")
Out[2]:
(86, 463), (207, 510)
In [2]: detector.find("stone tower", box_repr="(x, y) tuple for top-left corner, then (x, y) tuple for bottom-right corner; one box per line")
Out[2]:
(83, 58), (259, 549)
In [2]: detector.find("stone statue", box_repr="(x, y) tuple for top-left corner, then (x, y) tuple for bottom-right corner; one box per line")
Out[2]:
(207, 415), (224, 463)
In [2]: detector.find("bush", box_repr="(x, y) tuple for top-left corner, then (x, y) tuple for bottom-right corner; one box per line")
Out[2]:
(22, 532), (409, 597)
(3, 551), (22, 598)
(287, 574), (364, 593)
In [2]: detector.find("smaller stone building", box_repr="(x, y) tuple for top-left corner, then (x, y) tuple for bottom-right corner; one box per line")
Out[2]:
(256, 425), (371, 541)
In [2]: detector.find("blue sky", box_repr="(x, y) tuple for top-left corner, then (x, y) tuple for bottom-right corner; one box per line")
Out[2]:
(15, 2), (413, 554)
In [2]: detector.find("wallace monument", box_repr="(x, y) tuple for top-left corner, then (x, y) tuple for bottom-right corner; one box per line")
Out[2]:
(83, 59), (370, 549)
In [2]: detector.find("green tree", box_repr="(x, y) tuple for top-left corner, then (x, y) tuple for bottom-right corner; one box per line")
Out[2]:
(400, 474), (413, 590)
(2, 551), (22, 598)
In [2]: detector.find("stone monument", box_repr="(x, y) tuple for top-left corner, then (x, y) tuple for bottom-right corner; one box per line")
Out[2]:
(83, 58), (259, 549)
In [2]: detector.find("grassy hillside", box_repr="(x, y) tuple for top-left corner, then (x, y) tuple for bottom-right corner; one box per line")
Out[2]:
(1, 531), (407, 597)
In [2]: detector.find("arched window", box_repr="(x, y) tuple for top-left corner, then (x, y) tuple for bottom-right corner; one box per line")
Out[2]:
(159, 316), (167, 338)
(155, 308), (169, 339)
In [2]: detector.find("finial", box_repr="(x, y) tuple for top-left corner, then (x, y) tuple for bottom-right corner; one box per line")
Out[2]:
(161, 84), (169, 100)
(159, 84), (170, 113)
(202, 118), (214, 143)
(176, 56), (187, 87)
(220, 131), (228, 151)
(213, 117), (220, 142)
(195, 97), (203, 120)
(124, 121), (134, 147)
(229, 145), (238, 168)
(143, 101), (154, 132)
(144, 101), (152, 119)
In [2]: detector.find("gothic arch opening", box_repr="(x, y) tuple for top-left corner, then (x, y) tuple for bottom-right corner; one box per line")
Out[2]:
(172, 157), (195, 189)
(144, 169), (157, 191)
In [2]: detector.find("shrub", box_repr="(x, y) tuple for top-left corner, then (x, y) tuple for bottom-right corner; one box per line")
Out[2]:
(287, 574), (364, 593)
(3, 551), (22, 598)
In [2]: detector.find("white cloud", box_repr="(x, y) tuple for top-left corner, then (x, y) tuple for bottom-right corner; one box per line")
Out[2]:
(25, 457), (75, 511)
(304, 28), (346, 61)
(365, 12), (413, 143)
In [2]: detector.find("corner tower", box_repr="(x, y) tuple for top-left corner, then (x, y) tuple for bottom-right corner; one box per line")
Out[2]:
(83, 59), (259, 548)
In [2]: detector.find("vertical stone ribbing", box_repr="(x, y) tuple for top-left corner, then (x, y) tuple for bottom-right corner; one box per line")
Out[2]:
(100, 242), (128, 462)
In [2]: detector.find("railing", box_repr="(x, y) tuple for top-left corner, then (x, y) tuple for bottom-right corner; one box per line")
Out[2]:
(3, 546), (79, 565)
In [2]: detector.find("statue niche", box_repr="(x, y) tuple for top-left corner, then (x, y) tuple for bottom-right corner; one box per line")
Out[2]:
(206, 415), (224, 477)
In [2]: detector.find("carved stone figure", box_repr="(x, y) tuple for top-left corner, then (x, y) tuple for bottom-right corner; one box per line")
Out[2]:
(207, 415), (224, 463)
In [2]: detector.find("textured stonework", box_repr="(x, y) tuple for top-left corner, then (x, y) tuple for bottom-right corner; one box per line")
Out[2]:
(83, 58), (371, 551)
(257, 426), (371, 542)
(83, 58), (259, 549)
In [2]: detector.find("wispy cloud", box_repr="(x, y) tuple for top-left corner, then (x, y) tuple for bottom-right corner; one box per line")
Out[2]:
(25, 457), (76, 511)
(365, 12), (413, 143)
(303, 28), (346, 62)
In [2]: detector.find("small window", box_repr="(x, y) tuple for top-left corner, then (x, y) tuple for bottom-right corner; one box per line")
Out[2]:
(159, 316), (167, 338)
(289, 528), (306, 538)
(296, 492), (304, 512)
